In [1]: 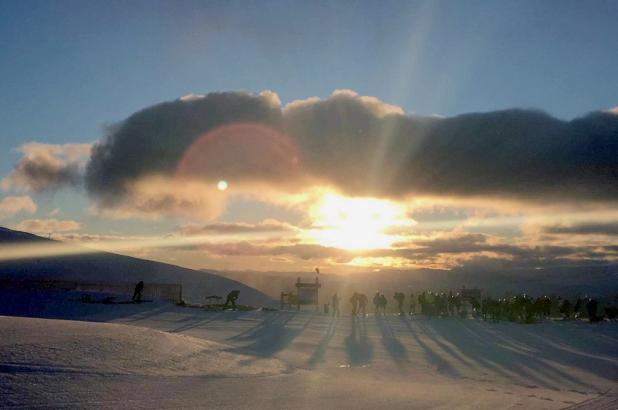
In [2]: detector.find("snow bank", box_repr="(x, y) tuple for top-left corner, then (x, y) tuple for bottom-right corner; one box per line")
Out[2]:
(0, 316), (287, 378)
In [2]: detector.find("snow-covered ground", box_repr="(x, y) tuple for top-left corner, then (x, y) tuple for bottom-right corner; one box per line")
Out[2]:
(1, 291), (616, 409)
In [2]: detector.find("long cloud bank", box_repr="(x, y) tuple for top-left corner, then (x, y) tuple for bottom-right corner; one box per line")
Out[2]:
(7, 90), (618, 219)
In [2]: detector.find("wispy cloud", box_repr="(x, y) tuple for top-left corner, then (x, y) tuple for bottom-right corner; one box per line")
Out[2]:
(2, 143), (91, 193)
(0, 196), (37, 220)
(11, 218), (82, 234)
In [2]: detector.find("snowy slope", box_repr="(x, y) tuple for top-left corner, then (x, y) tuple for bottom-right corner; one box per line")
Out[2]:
(0, 316), (286, 378)
(1, 288), (616, 410)
(0, 227), (275, 306)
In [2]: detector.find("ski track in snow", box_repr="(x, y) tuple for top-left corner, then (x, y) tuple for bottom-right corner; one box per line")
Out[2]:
(0, 293), (617, 409)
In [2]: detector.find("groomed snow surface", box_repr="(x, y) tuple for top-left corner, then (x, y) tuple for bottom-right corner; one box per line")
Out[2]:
(0, 291), (616, 409)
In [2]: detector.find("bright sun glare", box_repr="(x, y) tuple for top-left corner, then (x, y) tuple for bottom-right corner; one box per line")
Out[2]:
(307, 193), (411, 250)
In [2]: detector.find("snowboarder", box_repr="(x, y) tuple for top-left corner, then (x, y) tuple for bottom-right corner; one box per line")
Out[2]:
(132, 281), (144, 303)
(224, 290), (240, 310)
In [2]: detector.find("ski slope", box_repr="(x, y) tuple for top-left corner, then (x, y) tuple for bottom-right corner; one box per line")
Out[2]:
(0, 291), (616, 409)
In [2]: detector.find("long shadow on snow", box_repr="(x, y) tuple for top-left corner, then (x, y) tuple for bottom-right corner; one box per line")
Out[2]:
(398, 316), (460, 377)
(226, 311), (312, 358)
(342, 315), (374, 367)
(420, 318), (606, 391)
(476, 320), (616, 387)
(376, 315), (408, 371)
(307, 315), (338, 367)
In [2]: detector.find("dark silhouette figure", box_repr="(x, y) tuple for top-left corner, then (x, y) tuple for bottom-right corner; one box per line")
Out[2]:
(358, 293), (368, 316)
(605, 306), (618, 321)
(225, 290), (240, 310)
(586, 298), (602, 322)
(132, 281), (144, 303)
(419, 291), (427, 315)
(560, 299), (574, 320)
(331, 293), (340, 317)
(350, 292), (359, 315)
(409, 293), (416, 315)
(394, 292), (405, 315)
(574, 297), (584, 319)
(379, 293), (388, 314)
(373, 292), (381, 315)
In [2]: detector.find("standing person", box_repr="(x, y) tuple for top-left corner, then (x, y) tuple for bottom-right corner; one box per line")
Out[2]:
(574, 297), (583, 319)
(409, 293), (416, 315)
(419, 291), (426, 315)
(394, 292), (405, 315)
(380, 293), (388, 315)
(586, 298), (601, 322)
(132, 281), (144, 303)
(332, 293), (340, 317)
(358, 293), (368, 316)
(560, 299), (574, 320)
(350, 292), (359, 316)
(373, 292), (381, 315)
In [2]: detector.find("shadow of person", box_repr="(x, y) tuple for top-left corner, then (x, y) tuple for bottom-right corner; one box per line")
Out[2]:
(398, 315), (458, 377)
(345, 315), (373, 366)
(307, 316), (337, 367)
(227, 311), (311, 358)
(376, 314), (408, 370)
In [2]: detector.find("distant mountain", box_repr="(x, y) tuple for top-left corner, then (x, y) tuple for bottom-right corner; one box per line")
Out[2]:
(207, 263), (618, 303)
(0, 227), (275, 307)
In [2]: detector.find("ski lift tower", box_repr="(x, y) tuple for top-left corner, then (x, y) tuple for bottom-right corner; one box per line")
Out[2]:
(295, 276), (321, 311)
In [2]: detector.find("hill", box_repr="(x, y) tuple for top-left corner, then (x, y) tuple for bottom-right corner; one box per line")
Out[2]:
(0, 227), (275, 307)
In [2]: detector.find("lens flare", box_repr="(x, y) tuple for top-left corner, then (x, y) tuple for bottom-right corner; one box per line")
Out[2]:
(217, 180), (228, 191)
(175, 122), (301, 185)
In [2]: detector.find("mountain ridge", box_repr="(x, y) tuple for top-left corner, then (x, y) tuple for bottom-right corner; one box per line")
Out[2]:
(0, 227), (275, 306)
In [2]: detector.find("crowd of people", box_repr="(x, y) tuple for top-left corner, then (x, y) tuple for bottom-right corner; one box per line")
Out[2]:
(335, 289), (617, 323)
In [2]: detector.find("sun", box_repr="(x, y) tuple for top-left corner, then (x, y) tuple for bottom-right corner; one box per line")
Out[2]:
(306, 193), (411, 250)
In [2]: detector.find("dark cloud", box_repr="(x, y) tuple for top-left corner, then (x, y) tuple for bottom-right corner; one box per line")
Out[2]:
(190, 232), (616, 268)
(84, 90), (618, 216)
(86, 92), (282, 207)
(176, 220), (295, 235)
(542, 222), (618, 235)
(196, 241), (356, 263)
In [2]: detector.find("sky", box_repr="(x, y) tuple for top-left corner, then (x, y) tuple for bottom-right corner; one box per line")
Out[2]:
(1, 0), (617, 275)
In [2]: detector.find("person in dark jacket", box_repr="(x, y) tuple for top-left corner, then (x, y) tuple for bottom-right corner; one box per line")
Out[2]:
(132, 281), (144, 303)
(225, 290), (240, 310)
